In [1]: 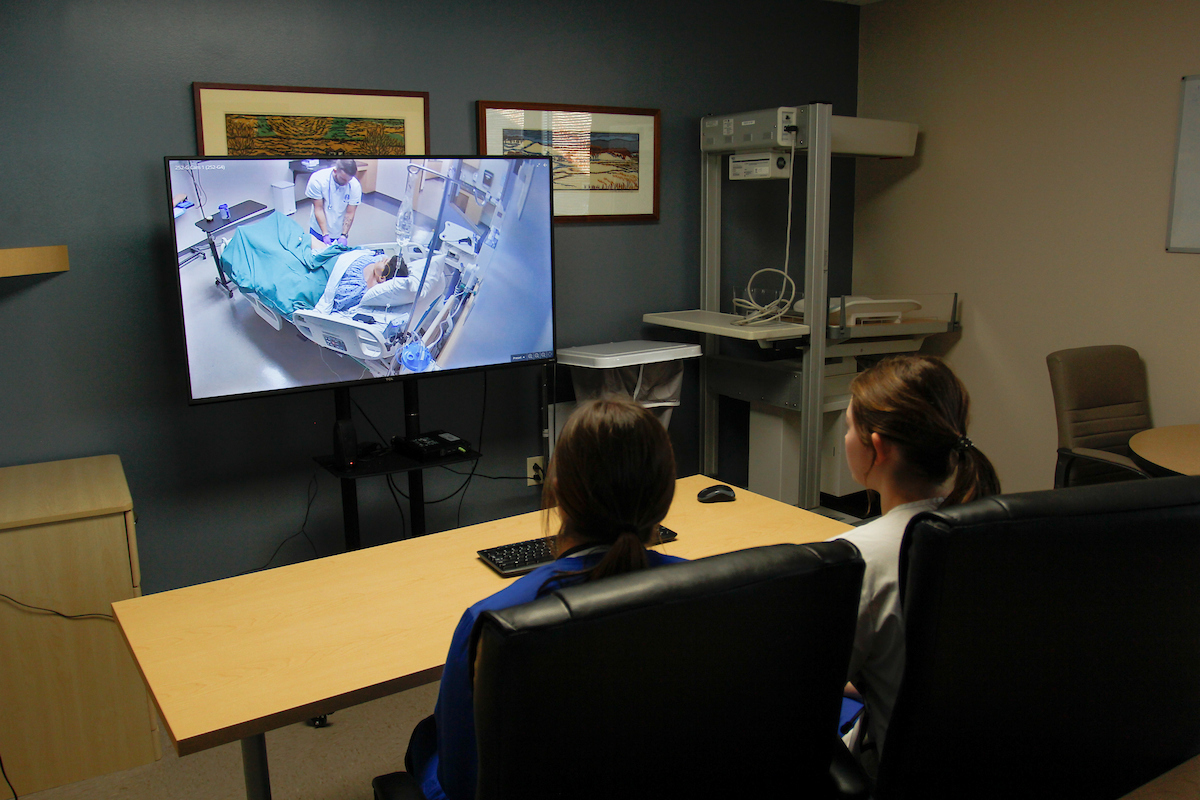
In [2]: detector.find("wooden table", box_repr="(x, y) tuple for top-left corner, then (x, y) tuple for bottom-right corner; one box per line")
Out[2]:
(1119, 753), (1200, 799)
(112, 475), (850, 800)
(1129, 424), (1200, 476)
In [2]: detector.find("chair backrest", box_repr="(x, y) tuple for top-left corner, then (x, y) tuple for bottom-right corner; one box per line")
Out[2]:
(1046, 344), (1151, 485)
(877, 476), (1200, 800)
(470, 542), (864, 800)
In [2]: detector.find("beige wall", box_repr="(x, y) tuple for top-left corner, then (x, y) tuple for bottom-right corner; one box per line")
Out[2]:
(853, 0), (1200, 491)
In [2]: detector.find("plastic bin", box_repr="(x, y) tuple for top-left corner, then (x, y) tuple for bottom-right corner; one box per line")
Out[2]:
(271, 181), (296, 216)
(556, 340), (702, 429)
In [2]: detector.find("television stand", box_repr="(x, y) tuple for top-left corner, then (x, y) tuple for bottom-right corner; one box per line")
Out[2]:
(316, 384), (479, 549)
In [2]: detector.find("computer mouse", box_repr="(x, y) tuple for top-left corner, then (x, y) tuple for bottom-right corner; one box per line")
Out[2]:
(697, 484), (736, 503)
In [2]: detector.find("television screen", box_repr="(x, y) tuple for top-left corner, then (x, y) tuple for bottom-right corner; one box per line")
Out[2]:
(165, 155), (555, 402)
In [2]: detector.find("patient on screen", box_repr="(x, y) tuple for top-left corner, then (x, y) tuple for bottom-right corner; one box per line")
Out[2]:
(331, 254), (401, 312)
(404, 397), (684, 800)
(828, 355), (1000, 777)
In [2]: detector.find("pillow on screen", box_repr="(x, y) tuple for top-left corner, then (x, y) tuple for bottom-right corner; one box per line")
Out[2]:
(361, 275), (420, 307)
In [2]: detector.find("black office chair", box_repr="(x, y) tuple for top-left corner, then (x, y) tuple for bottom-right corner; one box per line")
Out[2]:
(874, 476), (1200, 800)
(374, 542), (868, 800)
(1046, 344), (1153, 487)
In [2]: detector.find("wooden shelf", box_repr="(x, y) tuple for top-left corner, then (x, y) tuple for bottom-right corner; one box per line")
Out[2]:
(0, 245), (69, 278)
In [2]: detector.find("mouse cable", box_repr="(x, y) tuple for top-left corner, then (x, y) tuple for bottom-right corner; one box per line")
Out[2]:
(236, 473), (320, 575)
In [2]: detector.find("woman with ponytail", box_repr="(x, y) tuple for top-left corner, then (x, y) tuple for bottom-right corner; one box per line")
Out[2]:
(832, 355), (999, 777)
(409, 397), (683, 800)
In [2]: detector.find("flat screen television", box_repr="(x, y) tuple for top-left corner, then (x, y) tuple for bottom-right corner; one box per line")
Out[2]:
(165, 155), (555, 403)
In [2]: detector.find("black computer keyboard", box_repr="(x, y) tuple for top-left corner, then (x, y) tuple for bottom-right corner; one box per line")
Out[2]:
(478, 526), (679, 578)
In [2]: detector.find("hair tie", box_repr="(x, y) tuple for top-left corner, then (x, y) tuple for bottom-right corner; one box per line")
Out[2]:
(955, 436), (974, 453)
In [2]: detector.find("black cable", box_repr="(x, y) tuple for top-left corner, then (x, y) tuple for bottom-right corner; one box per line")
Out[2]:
(351, 397), (390, 447)
(0, 587), (110, 797)
(237, 474), (320, 575)
(385, 473), (408, 537)
(456, 373), (488, 527)
(0, 749), (16, 800)
(0, 592), (113, 622)
(441, 466), (525, 481)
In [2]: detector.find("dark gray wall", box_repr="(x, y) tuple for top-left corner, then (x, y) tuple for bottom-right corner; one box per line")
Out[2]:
(0, 0), (859, 593)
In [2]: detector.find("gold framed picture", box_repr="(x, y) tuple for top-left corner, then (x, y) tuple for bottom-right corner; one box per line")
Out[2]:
(194, 83), (430, 157)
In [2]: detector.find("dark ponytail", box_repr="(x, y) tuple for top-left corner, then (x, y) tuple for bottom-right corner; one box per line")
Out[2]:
(850, 355), (999, 510)
(540, 397), (675, 589)
(943, 437), (1000, 508)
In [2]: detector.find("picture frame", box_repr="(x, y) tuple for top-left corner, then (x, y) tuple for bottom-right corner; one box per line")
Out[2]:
(477, 101), (660, 222)
(193, 83), (430, 157)
(1168, 75), (1200, 252)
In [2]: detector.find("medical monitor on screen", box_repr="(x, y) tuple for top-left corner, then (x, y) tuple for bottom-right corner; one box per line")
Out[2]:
(165, 155), (555, 403)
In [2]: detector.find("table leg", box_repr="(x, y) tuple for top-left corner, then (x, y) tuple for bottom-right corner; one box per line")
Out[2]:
(241, 734), (272, 800)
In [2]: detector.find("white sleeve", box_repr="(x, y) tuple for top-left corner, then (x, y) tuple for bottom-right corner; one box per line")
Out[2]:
(305, 169), (327, 201)
(348, 178), (362, 206)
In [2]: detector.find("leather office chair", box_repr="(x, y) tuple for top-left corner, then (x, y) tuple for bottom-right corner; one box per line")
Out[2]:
(874, 476), (1200, 800)
(374, 542), (868, 800)
(1046, 344), (1152, 487)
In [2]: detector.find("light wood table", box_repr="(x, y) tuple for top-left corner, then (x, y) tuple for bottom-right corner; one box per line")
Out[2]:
(1120, 753), (1200, 799)
(113, 475), (849, 799)
(1129, 424), (1200, 477)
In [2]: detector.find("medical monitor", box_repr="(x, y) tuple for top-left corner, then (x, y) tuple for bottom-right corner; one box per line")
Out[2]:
(165, 155), (555, 403)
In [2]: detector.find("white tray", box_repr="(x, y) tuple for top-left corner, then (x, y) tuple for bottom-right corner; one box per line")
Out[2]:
(557, 340), (702, 369)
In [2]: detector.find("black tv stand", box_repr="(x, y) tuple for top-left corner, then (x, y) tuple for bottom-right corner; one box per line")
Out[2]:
(316, 383), (478, 549)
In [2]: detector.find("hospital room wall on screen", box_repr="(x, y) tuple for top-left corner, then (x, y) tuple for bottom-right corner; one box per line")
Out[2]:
(165, 155), (556, 403)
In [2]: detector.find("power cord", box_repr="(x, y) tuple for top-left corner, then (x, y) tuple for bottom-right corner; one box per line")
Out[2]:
(455, 372), (488, 528)
(385, 473), (408, 537)
(0, 593), (118, 800)
(0, 592), (114, 622)
(732, 127), (800, 326)
(236, 474), (320, 575)
(1, 748), (15, 799)
(442, 466), (526, 482)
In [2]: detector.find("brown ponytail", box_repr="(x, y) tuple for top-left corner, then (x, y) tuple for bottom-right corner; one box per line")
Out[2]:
(540, 397), (676, 588)
(850, 355), (999, 509)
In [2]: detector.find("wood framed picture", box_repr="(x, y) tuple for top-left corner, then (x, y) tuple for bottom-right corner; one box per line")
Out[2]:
(1169, 75), (1200, 252)
(477, 101), (660, 222)
(194, 83), (430, 157)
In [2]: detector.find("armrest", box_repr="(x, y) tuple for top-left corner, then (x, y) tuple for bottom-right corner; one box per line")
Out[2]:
(372, 771), (424, 800)
(829, 736), (871, 799)
(1055, 447), (1151, 488)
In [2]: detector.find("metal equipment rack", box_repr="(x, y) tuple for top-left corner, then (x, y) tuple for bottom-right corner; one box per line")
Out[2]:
(646, 104), (956, 509)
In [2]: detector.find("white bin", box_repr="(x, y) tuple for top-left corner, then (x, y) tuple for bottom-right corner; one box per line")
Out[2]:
(271, 180), (296, 216)
(555, 340), (702, 434)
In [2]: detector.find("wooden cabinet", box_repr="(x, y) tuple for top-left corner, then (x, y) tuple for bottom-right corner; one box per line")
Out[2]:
(0, 455), (158, 799)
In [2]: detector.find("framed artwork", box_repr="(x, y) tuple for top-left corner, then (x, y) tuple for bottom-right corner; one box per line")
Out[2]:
(1169, 75), (1200, 252)
(193, 83), (430, 157)
(477, 101), (660, 222)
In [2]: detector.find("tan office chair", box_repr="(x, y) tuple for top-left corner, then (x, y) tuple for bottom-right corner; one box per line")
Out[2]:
(1046, 344), (1152, 488)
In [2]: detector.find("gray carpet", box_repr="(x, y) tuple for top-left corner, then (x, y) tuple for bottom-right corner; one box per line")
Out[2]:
(17, 683), (439, 800)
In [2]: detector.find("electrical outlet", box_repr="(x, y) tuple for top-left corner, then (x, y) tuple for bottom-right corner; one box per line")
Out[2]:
(526, 456), (545, 486)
